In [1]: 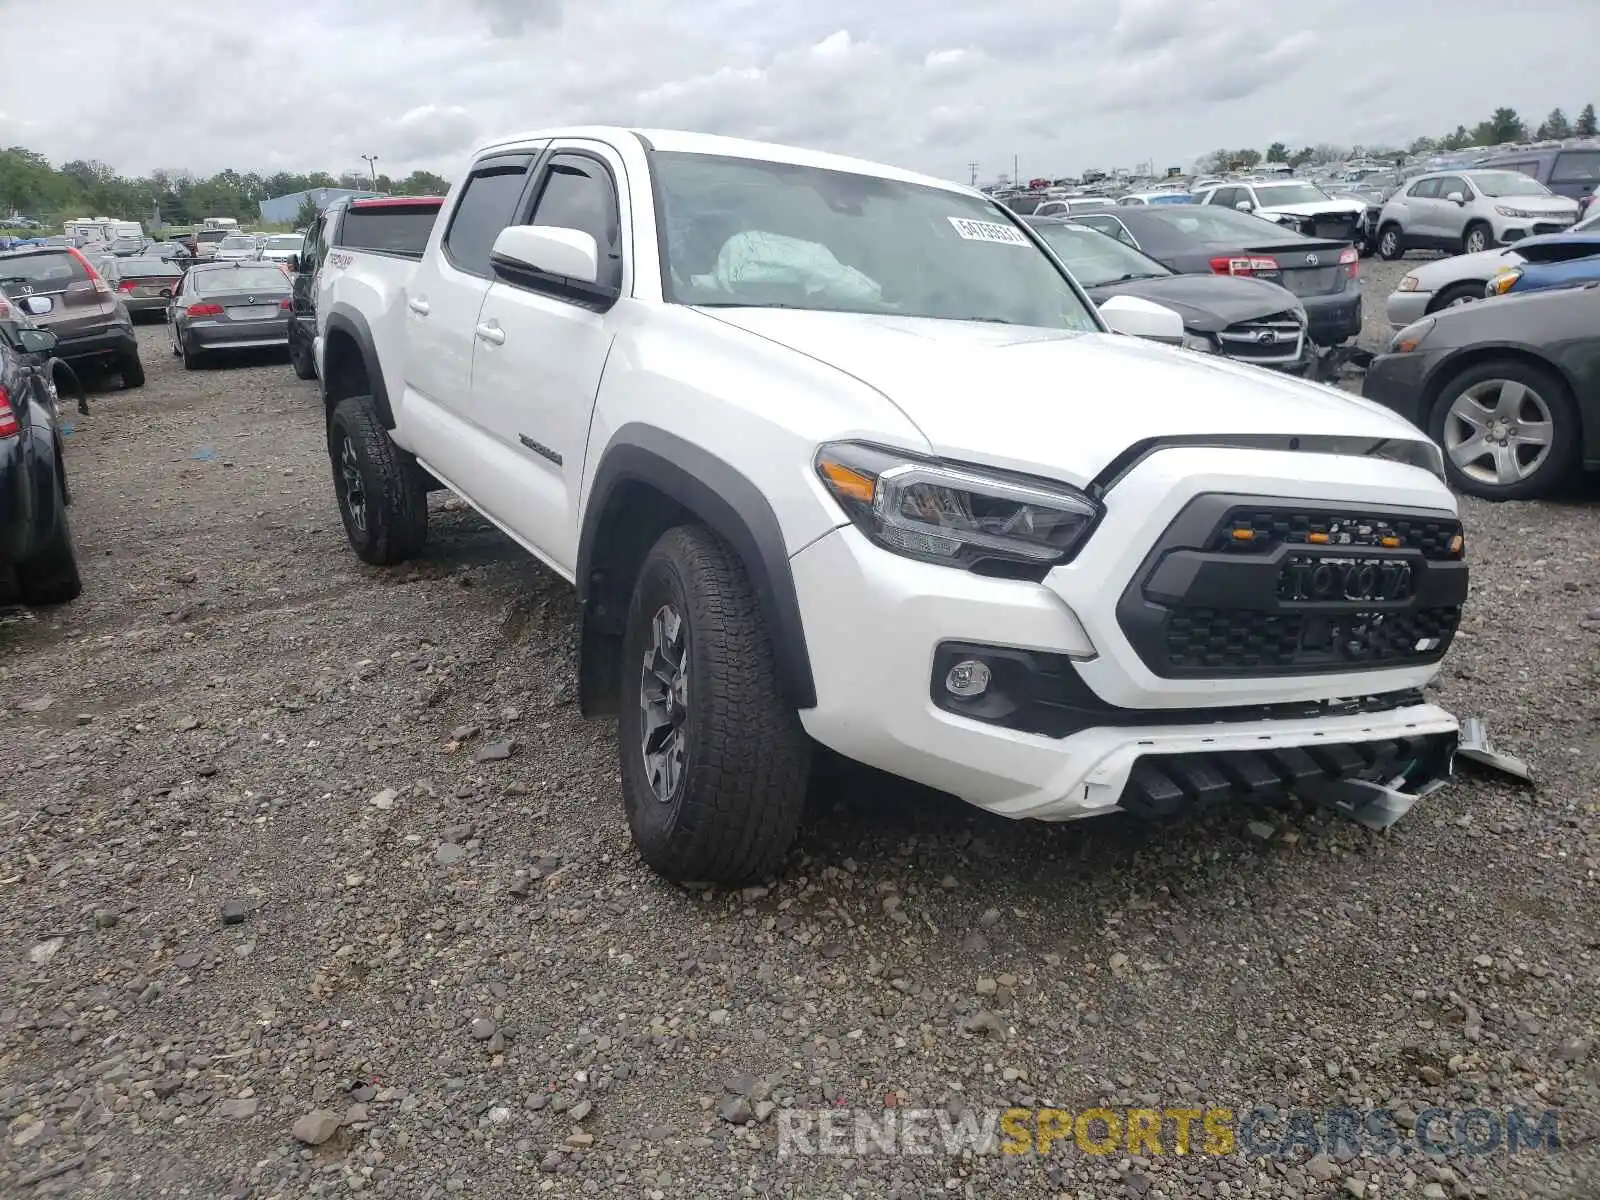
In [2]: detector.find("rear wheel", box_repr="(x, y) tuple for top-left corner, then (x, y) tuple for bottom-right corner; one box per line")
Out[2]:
(119, 352), (144, 389)
(1429, 359), (1579, 500)
(180, 336), (198, 371)
(328, 394), (428, 565)
(290, 338), (317, 381)
(1377, 224), (1405, 260)
(617, 524), (810, 883)
(18, 475), (82, 606)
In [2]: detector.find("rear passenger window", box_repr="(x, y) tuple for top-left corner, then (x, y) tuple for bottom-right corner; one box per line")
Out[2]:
(443, 164), (529, 277)
(1553, 151), (1600, 183)
(527, 155), (622, 290)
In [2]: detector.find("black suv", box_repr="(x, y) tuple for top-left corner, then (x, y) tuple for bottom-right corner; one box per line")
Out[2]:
(0, 315), (81, 605)
(0, 246), (143, 388)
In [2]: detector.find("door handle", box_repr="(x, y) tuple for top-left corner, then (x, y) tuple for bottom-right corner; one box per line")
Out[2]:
(407, 298), (430, 315)
(475, 322), (505, 345)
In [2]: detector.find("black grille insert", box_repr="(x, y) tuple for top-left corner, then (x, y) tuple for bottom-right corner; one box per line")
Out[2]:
(1164, 606), (1461, 672)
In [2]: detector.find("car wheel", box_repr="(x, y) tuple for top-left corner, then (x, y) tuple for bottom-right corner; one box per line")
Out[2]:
(290, 339), (317, 381)
(119, 353), (144, 389)
(18, 474), (82, 606)
(1355, 233), (1375, 259)
(617, 524), (810, 884)
(1428, 359), (1579, 500)
(1377, 225), (1404, 260)
(1428, 282), (1483, 313)
(328, 394), (428, 565)
(1462, 222), (1491, 255)
(180, 336), (199, 371)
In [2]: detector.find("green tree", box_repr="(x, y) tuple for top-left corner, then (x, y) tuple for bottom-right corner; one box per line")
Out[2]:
(294, 195), (320, 228)
(1289, 147), (1316, 168)
(1264, 141), (1288, 164)
(1536, 108), (1571, 140)
(1233, 148), (1262, 169)
(1577, 104), (1598, 136)
(397, 169), (449, 196)
(1472, 108), (1527, 146)
(1441, 125), (1473, 151)
(1408, 135), (1438, 155)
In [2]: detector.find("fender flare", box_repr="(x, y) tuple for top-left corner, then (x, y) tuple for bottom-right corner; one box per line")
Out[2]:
(578, 424), (817, 710)
(322, 306), (394, 428)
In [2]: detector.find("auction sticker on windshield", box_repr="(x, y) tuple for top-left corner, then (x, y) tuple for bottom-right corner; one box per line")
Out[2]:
(948, 217), (1030, 245)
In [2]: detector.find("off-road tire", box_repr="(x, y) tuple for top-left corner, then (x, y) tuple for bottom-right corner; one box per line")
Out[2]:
(1377, 224), (1405, 261)
(119, 353), (144, 389)
(19, 475), (82, 605)
(328, 394), (428, 565)
(618, 524), (810, 883)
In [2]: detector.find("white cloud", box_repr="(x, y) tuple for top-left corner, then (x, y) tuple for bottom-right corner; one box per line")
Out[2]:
(2, 0), (1595, 187)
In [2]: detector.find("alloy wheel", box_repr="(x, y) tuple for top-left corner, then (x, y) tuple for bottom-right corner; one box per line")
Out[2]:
(1443, 378), (1553, 487)
(638, 603), (690, 804)
(339, 437), (367, 533)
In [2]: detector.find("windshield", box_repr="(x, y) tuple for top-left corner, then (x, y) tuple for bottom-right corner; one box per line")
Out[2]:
(219, 235), (255, 250)
(1031, 223), (1171, 286)
(120, 258), (179, 276)
(265, 236), (303, 251)
(192, 265), (289, 293)
(196, 229), (229, 243)
(1469, 171), (1552, 198)
(653, 152), (1100, 330)
(1252, 183), (1331, 206)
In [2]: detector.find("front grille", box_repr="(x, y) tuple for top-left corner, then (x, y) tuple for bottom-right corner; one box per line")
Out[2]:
(1531, 222), (1569, 236)
(1116, 494), (1470, 679)
(1212, 506), (1462, 560)
(1216, 312), (1304, 363)
(1119, 732), (1456, 819)
(1164, 605), (1462, 672)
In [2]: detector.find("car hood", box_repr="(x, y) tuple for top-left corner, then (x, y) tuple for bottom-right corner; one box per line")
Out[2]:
(1255, 198), (1367, 218)
(1486, 194), (1580, 217)
(1087, 275), (1301, 332)
(1404, 246), (1526, 289)
(698, 308), (1423, 485)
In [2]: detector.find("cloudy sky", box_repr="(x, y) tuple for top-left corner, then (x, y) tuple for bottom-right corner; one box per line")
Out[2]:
(1, 0), (1593, 186)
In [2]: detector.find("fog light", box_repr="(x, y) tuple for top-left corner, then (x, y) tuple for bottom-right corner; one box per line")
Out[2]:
(944, 659), (991, 698)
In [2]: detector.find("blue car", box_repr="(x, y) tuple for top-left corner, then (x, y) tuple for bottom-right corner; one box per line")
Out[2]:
(1484, 228), (1600, 298)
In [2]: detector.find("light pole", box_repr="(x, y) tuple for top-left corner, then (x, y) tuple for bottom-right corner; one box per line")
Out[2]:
(361, 154), (379, 185)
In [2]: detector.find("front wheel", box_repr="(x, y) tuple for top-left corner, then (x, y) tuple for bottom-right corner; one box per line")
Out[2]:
(1429, 281), (1484, 313)
(1462, 223), (1492, 255)
(1377, 225), (1405, 261)
(1429, 359), (1579, 500)
(328, 394), (428, 565)
(617, 524), (810, 883)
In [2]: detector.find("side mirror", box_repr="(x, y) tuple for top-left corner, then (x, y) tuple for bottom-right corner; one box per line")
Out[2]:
(1445, 192), (1465, 205)
(490, 225), (618, 306)
(288, 255), (302, 274)
(1099, 295), (1185, 344)
(16, 327), (58, 355)
(1234, 200), (1254, 212)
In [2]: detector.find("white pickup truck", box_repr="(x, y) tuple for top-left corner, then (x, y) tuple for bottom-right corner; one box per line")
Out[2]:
(313, 127), (1469, 883)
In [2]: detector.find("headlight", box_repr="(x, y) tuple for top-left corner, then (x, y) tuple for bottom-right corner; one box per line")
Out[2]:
(1386, 317), (1435, 354)
(1181, 332), (1217, 353)
(1396, 274), (1419, 292)
(1494, 205), (1533, 219)
(1366, 437), (1446, 483)
(814, 442), (1101, 573)
(1487, 268), (1522, 295)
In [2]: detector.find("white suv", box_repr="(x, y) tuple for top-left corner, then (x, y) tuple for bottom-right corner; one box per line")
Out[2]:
(1376, 169), (1579, 259)
(314, 127), (1469, 882)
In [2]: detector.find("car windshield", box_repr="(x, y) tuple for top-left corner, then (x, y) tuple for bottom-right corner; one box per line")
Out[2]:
(197, 229), (229, 243)
(1252, 183), (1330, 206)
(120, 258), (178, 276)
(192, 265), (288, 293)
(1469, 171), (1552, 198)
(1031, 222), (1172, 286)
(265, 236), (303, 251)
(219, 235), (255, 249)
(653, 152), (1100, 330)
(1143, 206), (1302, 243)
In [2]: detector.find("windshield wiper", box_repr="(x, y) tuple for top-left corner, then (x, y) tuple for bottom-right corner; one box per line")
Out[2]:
(1101, 272), (1167, 283)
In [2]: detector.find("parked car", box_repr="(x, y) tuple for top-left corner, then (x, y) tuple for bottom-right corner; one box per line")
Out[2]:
(1068, 205), (1362, 349)
(1482, 236), (1600, 298)
(98, 256), (185, 318)
(106, 235), (148, 257)
(167, 261), (292, 368)
(1033, 197), (1112, 217)
(1364, 281), (1599, 499)
(213, 233), (260, 263)
(311, 127), (1466, 884)
(1376, 169), (1580, 258)
(1476, 146), (1600, 210)
(0, 323), (81, 605)
(0, 246), (143, 387)
(1192, 180), (1368, 250)
(1117, 192), (1193, 206)
(149, 240), (192, 264)
(1026, 217), (1310, 371)
(1384, 226), (1600, 328)
(192, 227), (231, 260)
(258, 233), (304, 272)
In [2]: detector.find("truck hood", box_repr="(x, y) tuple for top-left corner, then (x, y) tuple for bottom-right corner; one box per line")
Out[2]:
(698, 308), (1424, 484)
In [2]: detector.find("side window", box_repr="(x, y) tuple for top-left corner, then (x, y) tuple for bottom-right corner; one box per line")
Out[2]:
(1080, 215), (1138, 248)
(1408, 179), (1441, 199)
(1208, 187), (1238, 208)
(1436, 176), (1466, 200)
(443, 164), (530, 277)
(525, 153), (623, 291)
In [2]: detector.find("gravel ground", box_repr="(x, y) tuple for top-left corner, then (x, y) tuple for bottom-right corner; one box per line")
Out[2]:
(1, 314), (1596, 1200)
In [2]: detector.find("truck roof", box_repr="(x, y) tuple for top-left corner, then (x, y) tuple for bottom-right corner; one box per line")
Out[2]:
(472, 126), (977, 198)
